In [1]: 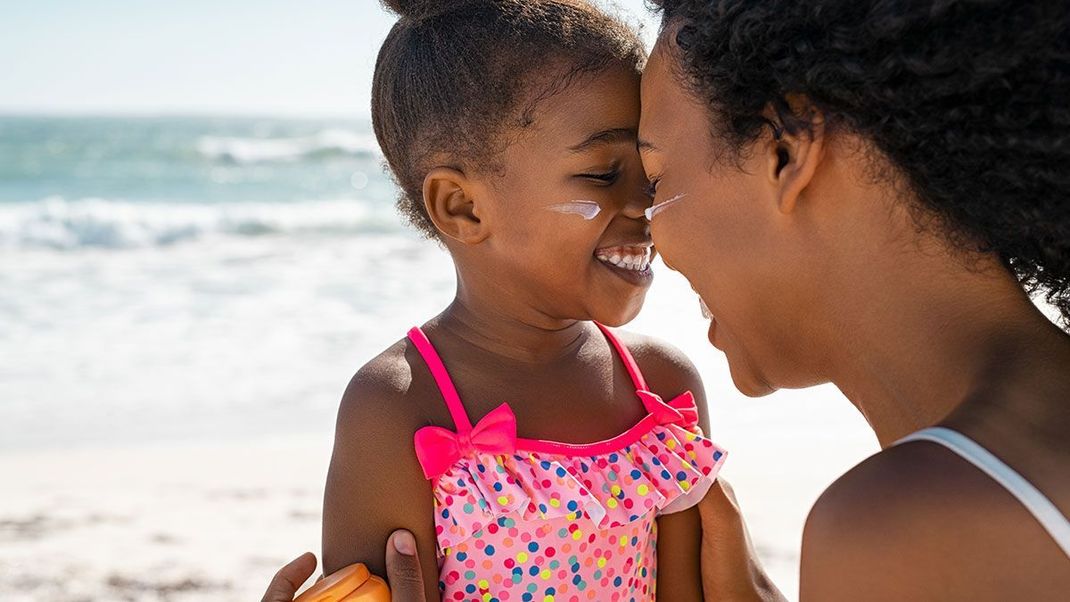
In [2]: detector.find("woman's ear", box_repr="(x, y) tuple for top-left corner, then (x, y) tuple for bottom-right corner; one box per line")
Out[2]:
(422, 166), (490, 244)
(764, 104), (825, 215)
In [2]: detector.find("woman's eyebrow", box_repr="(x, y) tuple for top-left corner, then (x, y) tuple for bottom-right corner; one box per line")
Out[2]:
(637, 138), (658, 152)
(568, 127), (637, 153)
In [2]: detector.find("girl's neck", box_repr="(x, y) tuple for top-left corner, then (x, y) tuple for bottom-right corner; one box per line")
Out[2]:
(435, 291), (593, 365)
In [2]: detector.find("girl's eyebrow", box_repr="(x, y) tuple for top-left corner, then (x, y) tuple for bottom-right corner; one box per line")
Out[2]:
(568, 127), (637, 153)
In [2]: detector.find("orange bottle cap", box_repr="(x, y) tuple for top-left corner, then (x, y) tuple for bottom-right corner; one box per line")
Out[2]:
(295, 563), (375, 602)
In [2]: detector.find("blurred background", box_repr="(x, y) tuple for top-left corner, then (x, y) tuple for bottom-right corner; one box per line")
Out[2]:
(0, 1), (876, 600)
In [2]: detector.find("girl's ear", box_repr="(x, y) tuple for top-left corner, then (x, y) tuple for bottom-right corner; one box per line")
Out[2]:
(422, 167), (490, 244)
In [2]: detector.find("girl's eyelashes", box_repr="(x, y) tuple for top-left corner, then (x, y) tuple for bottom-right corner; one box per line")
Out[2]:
(576, 168), (621, 185)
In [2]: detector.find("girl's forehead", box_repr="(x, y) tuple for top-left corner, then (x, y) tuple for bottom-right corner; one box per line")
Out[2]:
(522, 67), (641, 151)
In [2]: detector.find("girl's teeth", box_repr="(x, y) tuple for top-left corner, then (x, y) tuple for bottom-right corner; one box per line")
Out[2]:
(597, 247), (652, 272)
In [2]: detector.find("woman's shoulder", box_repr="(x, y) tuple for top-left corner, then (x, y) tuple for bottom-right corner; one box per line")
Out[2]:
(801, 439), (1069, 600)
(803, 440), (984, 537)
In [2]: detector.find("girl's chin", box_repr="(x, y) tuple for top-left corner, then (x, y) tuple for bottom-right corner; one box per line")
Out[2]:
(589, 301), (645, 328)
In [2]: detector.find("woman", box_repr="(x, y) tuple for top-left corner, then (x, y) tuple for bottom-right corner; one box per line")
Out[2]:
(268, 1), (1069, 599)
(641, 0), (1069, 599)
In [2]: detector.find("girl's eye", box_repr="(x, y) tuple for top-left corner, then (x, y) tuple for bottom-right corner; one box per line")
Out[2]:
(644, 176), (661, 198)
(578, 170), (620, 185)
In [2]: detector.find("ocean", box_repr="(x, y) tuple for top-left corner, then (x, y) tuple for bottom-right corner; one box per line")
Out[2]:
(0, 115), (459, 450)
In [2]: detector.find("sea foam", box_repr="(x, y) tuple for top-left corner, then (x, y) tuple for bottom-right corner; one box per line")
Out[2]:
(196, 129), (380, 164)
(0, 197), (391, 250)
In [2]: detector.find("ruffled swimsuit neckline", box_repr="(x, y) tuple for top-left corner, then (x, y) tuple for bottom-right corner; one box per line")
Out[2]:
(408, 323), (699, 462)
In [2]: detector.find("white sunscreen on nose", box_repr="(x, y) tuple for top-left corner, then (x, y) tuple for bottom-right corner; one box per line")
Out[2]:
(644, 193), (688, 221)
(546, 200), (601, 220)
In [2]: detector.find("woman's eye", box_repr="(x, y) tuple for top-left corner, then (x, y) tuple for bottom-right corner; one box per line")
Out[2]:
(644, 177), (661, 198)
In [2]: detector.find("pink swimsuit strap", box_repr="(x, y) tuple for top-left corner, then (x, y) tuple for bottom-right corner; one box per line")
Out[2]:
(594, 322), (648, 391)
(406, 326), (473, 432)
(405, 323), (648, 433)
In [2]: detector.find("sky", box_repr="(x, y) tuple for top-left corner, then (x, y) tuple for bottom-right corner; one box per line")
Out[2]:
(0, 0), (660, 118)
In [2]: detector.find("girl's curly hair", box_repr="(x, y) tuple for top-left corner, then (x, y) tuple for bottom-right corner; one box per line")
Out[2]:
(652, 0), (1070, 326)
(373, 0), (644, 239)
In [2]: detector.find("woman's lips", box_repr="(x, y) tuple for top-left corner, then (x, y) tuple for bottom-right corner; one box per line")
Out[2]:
(697, 294), (721, 347)
(699, 296), (713, 319)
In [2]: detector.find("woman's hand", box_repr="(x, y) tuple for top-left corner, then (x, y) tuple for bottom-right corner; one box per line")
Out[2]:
(698, 480), (787, 602)
(262, 551), (318, 602)
(260, 530), (427, 602)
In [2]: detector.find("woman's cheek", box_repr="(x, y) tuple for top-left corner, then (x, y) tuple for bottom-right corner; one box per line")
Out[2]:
(655, 197), (714, 259)
(650, 219), (685, 271)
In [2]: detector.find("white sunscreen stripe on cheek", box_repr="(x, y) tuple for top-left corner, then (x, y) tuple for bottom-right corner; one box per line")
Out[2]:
(545, 200), (602, 220)
(644, 193), (688, 221)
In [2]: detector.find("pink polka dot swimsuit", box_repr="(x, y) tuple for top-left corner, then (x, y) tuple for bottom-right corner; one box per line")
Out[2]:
(408, 324), (727, 602)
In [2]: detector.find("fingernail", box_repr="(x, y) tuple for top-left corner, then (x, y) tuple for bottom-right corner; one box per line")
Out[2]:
(393, 530), (416, 555)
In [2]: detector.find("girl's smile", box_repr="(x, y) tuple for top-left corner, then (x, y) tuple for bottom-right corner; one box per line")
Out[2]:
(594, 241), (656, 286)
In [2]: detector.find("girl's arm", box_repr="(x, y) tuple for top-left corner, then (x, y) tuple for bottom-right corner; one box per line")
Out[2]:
(654, 381), (710, 602)
(624, 335), (711, 602)
(657, 506), (705, 601)
(321, 362), (441, 602)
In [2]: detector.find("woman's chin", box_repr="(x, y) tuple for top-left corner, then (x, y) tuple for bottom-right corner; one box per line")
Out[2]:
(731, 374), (777, 397)
(725, 354), (777, 397)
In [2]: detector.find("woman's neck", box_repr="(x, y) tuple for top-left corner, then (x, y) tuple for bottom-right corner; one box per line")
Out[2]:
(826, 253), (1070, 448)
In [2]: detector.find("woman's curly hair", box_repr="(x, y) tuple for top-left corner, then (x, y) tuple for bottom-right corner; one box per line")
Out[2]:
(651, 0), (1070, 326)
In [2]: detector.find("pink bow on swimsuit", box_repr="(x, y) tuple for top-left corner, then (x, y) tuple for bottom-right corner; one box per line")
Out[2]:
(636, 390), (700, 428)
(414, 402), (518, 479)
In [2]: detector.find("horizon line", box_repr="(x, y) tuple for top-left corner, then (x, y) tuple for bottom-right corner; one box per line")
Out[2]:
(0, 108), (372, 121)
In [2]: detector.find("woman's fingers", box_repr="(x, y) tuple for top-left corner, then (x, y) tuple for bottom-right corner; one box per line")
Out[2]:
(698, 480), (787, 602)
(261, 551), (318, 602)
(386, 530), (426, 602)
(261, 533), (422, 602)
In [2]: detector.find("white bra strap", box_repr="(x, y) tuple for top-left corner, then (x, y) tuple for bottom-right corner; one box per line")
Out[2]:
(897, 426), (1070, 559)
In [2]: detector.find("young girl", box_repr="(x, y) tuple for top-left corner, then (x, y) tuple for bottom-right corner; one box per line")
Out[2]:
(322, 2), (726, 600)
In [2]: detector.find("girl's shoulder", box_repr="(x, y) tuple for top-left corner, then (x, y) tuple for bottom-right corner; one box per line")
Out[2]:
(606, 328), (709, 431)
(334, 335), (444, 440)
(611, 328), (698, 373)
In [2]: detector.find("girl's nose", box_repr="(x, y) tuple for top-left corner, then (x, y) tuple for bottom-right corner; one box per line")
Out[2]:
(621, 177), (652, 221)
